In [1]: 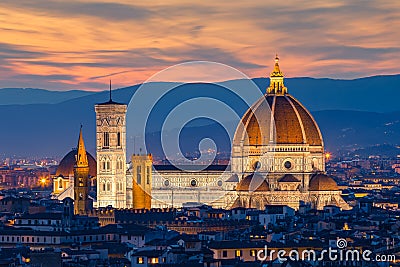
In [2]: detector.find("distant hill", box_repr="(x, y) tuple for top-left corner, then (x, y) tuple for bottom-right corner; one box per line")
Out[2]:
(0, 88), (95, 105)
(0, 75), (399, 158)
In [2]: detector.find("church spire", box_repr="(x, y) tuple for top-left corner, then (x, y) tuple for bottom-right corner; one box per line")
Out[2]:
(76, 125), (88, 167)
(267, 54), (287, 95)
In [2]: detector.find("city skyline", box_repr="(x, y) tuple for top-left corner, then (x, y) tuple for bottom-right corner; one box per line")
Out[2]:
(1, 2), (400, 265)
(0, 0), (400, 91)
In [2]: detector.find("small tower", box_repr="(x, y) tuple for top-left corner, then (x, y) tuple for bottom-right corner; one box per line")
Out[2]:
(95, 81), (127, 208)
(74, 126), (92, 214)
(130, 154), (153, 209)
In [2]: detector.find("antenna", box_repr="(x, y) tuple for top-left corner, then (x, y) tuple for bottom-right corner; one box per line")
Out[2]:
(109, 79), (112, 101)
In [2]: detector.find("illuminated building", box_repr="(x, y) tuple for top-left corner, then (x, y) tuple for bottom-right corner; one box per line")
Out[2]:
(53, 56), (350, 211)
(95, 84), (127, 208)
(230, 55), (350, 210)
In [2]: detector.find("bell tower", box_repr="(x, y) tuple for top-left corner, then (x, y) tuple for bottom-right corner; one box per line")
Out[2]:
(95, 82), (127, 208)
(74, 126), (92, 214)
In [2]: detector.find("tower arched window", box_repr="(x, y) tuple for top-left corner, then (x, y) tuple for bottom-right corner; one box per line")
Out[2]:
(137, 166), (142, 184)
(102, 183), (106, 191)
(146, 166), (150, 185)
(117, 132), (121, 147)
(103, 132), (109, 148)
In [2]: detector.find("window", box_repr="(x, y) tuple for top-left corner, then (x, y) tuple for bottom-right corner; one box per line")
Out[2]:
(103, 132), (109, 148)
(235, 250), (242, 257)
(106, 161), (111, 171)
(107, 183), (111, 191)
(222, 250), (227, 258)
(102, 183), (106, 191)
(117, 160), (123, 170)
(149, 258), (159, 264)
(250, 250), (256, 257)
(146, 166), (150, 185)
(137, 166), (142, 184)
(117, 132), (121, 147)
(137, 257), (144, 264)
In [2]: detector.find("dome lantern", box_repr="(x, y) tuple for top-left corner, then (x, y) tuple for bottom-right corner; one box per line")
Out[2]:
(267, 54), (287, 95)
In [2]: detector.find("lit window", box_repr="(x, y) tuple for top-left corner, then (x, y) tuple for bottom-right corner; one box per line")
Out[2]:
(235, 250), (242, 257)
(137, 257), (144, 264)
(250, 250), (256, 257)
(150, 258), (159, 264)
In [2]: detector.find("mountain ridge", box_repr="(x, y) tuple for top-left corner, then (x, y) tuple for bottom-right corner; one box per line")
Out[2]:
(0, 75), (399, 158)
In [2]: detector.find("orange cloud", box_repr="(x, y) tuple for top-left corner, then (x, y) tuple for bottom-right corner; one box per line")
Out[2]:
(0, 0), (399, 91)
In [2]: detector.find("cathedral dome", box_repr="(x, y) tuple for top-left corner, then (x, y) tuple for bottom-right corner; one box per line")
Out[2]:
(56, 149), (97, 177)
(236, 173), (270, 192)
(234, 93), (323, 146)
(309, 173), (338, 191)
(233, 56), (323, 147)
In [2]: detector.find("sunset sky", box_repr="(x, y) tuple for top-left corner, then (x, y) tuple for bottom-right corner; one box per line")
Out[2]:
(0, 0), (399, 91)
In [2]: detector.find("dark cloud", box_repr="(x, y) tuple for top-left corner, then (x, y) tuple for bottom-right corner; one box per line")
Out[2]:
(162, 46), (264, 69)
(190, 25), (204, 38)
(14, 60), (115, 68)
(283, 45), (400, 61)
(13, 45), (263, 73)
(11, 74), (76, 81)
(89, 70), (134, 80)
(0, 27), (39, 34)
(1, 0), (152, 21)
(0, 42), (46, 59)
